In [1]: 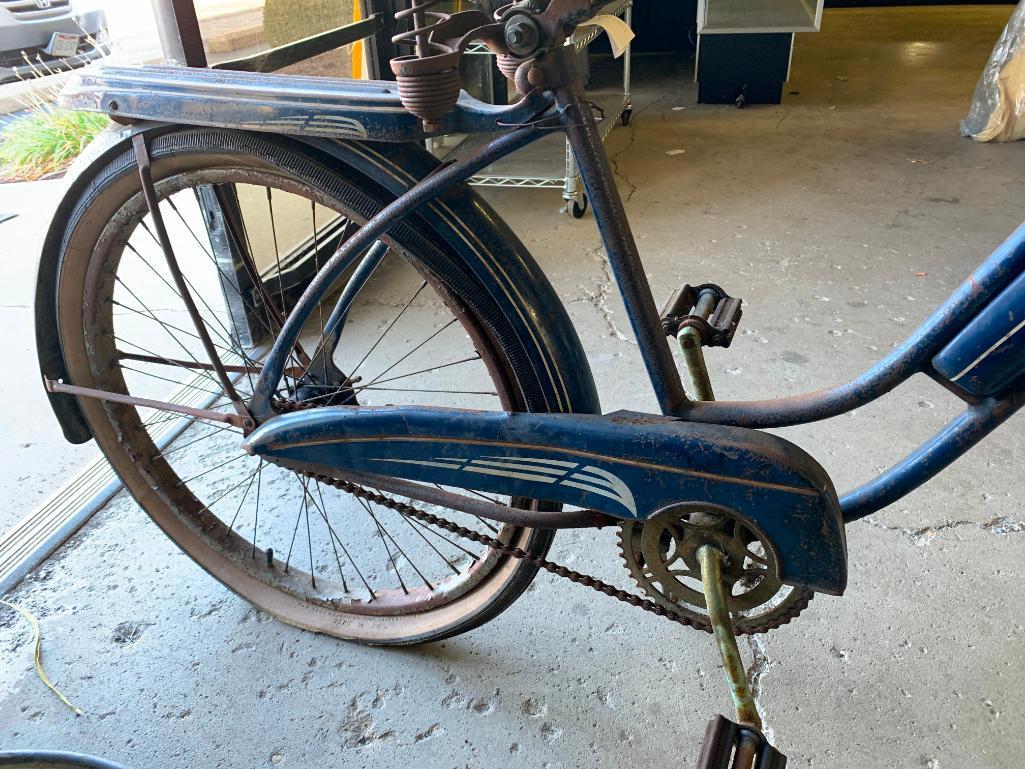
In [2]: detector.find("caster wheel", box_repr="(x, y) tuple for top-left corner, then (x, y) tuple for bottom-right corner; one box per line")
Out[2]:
(621, 108), (633, 127)
(571, 197), (588, 219)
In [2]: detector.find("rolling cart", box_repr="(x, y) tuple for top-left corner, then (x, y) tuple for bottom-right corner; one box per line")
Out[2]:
(432, 0), (634, 217)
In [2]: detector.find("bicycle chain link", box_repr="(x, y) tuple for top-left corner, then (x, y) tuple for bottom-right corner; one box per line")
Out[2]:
(302, 469), (713, 633)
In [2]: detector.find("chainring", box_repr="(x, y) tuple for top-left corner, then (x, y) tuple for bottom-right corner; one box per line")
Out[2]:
(618, 504), (812, 634)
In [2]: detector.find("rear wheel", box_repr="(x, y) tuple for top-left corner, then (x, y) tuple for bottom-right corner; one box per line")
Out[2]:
(55, 129), (565, 644)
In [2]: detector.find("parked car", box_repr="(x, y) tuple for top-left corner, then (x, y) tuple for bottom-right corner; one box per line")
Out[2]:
(0, 0), (108, 85)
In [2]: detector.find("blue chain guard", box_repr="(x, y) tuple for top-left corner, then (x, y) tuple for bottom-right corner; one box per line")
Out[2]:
(244, 407), (847, 595)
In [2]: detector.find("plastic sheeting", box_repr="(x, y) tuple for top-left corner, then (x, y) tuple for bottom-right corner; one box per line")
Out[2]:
(962, 1), (1025, 143)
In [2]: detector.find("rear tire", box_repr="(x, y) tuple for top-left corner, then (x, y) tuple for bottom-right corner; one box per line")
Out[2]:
(54, 129), (578, 644)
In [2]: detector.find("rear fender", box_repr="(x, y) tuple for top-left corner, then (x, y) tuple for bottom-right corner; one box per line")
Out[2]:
(35, 124), (600, 443)
(35, 122), (168, 443)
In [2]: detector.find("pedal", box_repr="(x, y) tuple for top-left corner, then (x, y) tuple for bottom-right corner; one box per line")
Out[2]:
(660, 283), (743, 348)
(696, 715), (787, 769)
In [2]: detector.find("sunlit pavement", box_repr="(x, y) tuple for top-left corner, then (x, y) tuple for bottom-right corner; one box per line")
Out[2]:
(0, 180), (99, 539)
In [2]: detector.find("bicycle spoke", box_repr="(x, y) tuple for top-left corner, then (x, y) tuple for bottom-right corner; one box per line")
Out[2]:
(133, 209), (264, 401)
(112, 301), (247, 362)
(402, 510), (483, 563)
(303, 477), (317, 587)
(113, 278), (224, 390)
(154, 422), (237, 460)
(355, 495), (410, 594)
(360, 317), (459, 387)
(113, 335), (223, 391)
(194, 465), (263, 518)
(306, 488), (377, 600)
(313, 482), (350, 593)
(129, 230), (241, 354)
(174, 452), (250, 487)
(283, 478), (308, 576)
(251, 463), (263, 559)
(119, 364), (225, 397)
(347, 280), (429, 382)
(355, 355), (482, 390)
(263, 188), (288, 313)
(227, 467), (260, 531)
(311, 201), (331, 376)
(353, 386), (499, 396)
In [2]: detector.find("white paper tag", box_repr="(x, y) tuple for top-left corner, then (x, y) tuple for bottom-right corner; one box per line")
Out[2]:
(579, 14), (635, 58)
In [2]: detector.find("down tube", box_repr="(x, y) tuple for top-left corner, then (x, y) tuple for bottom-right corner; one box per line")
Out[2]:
(248, 126), (545, 420)
(840, 381), (1025, 521)
(556, 83), (689, 416)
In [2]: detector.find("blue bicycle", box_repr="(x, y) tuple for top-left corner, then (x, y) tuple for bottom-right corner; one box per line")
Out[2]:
(33, 1), (1025, 763)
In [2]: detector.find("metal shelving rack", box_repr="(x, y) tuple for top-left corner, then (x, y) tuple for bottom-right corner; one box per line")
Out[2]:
(434, 0), (634, 217)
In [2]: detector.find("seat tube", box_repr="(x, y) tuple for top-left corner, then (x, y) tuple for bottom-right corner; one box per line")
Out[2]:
(555, 81), (689, 416)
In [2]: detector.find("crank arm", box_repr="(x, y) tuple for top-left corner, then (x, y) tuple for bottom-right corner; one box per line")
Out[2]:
(696, 546), (788, 768)
(44, 379), (250, 430)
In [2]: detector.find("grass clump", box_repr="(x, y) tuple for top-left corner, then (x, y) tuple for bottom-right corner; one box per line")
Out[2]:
(0, 108), (109, 181)
(263, 0), (355, 48)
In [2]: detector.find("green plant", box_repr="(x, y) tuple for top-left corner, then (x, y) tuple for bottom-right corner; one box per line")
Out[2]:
(0, 108), (109, 181)
(263, 0), (355, 49)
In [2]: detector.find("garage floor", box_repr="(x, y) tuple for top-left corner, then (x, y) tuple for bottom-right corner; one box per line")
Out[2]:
(3, 6), (1025, 768)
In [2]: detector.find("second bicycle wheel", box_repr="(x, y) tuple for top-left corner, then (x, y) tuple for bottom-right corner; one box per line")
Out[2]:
(54, 128), (575, 644)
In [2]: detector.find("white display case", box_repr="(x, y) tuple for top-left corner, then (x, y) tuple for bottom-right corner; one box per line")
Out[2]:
(697, 0), (823, 35)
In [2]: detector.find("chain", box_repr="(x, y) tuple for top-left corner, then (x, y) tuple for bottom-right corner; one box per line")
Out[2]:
(303, 469), (711, 633)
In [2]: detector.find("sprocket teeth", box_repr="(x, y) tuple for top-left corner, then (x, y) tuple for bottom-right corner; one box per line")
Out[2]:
(614, 510), (812, 635)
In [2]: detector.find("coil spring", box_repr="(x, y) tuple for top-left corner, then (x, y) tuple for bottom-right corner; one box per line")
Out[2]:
(495, 53), (523, 81)
(393, 0), (448, 59)
(390, 0), (462, 130)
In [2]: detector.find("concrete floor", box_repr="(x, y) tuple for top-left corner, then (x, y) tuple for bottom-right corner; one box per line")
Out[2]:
(0, 182), (99, 537)
(3, 5), (1025, 767)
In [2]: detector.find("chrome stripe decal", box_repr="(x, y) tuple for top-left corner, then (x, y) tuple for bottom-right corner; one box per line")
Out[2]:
(482, 455), (577, 468)
(559, 480), (635, 512)
(467, 459), (568, 476)
(275, 435), (820, 497)
(460, 466), (563, 484)
(380, 458), (466, 471)
(368, 454), (637, 515)
(951, 316), (1025, 381)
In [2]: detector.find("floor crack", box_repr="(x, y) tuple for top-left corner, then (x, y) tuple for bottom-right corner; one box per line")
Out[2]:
(746, 635), (773, 742)
(863, 514), (1025, 546)
(574, 245), (635, 343)
(607, 126), (638, 203)
(605, 94), (665, 204)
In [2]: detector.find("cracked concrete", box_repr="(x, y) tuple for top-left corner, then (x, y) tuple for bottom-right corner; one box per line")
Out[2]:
(573, 245), (635, 343)
(864, 514), (1025, 546)
(746, 635), (773, 740)
(3, 6), (1025, 768)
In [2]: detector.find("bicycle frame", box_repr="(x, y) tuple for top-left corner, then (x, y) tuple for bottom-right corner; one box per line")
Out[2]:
(57, 46), (1025, 531)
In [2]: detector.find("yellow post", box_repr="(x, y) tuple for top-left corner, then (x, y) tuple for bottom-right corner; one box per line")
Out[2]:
(351, 0), (364, 79)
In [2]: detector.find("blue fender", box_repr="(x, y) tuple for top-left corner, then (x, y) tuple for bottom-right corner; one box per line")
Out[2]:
(35, 124), (601, 443)
(35, 122), (156, 443)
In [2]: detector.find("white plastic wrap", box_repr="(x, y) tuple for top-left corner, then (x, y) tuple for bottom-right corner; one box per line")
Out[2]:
(962, 1), (1025, 143)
